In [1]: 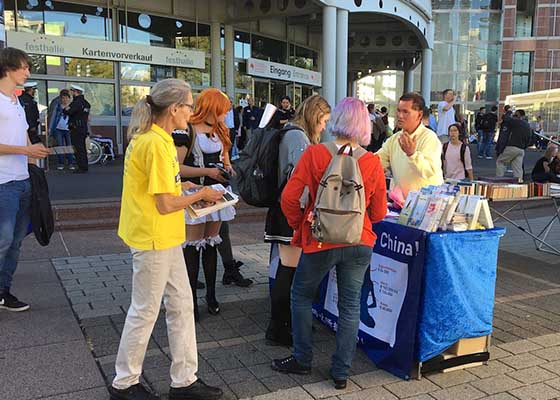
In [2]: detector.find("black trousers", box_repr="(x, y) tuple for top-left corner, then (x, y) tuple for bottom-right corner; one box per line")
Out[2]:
(70, 129), (88, 171)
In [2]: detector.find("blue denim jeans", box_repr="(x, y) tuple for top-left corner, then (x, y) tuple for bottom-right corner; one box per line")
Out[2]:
(54, 129), (75, 166)
(477, 130), (484, 155)
(291, 245), (372, 380)
(482, 131), (494, 158)
(0, 179), (32, 291)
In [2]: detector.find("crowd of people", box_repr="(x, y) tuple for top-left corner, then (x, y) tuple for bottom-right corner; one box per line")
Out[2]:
(2, 45), (559, 400)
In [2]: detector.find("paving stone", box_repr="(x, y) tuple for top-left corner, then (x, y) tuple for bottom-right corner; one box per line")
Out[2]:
(545, 377), (560, 390)
(489, 346), (513, 360)
(397, 396), (435, 400)
(229, 378), (270, 398)
(250, 386), (314, 400)
(337, 385), (397, 400)
(528, 333), (560, 348)
(384, 378), (440, 398)
(259, 373), (300, 392)
(247, 363), (278, 379)
(507, 366), (557, 384)
(482, 393), (523, 400)
(500, 353), (545, 370)
(303, 379), (361, 399)
(469, 360), (515, 379)
(529, 345), (560, 363)
(426, 370), (477, 388)
(509, 382), (560, 400)
(206, 355), (244, 371)
(430, 384), (486, 400)
(470, 375), (524, 395)
(541, 360), (560, 374)
(350, 369), (400, 389)
(498, 340), (543, 354)
(218, 367), (255, 384)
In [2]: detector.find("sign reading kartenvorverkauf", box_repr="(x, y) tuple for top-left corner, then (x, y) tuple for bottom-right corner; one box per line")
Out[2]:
(247, 57), (321, 86)
(7, 31), (205, 69)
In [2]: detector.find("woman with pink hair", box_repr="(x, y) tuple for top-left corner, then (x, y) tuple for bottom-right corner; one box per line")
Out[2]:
(271, 97), (387, 389)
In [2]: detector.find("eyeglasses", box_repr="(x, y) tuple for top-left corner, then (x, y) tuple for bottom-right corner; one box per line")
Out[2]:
(179, 103), (194, 112)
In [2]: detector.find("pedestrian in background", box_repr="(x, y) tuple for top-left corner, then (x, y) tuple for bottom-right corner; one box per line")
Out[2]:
(0, 47), (49, 312)
(436, 89), (456, 144)
(63, 84), (90, 174)
(110, 78), (224, 400)
(49, 89), (76, 170)
(496, 109), (532, 180)
(18, 81), (41, 144)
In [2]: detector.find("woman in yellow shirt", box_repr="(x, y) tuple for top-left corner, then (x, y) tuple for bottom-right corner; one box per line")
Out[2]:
(110, 78), (224, 400)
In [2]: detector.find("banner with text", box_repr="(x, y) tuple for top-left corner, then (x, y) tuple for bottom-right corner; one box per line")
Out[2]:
(7, 31), (205, 69)
(247, 57), (321, 86)
(313, 221), (426, 380)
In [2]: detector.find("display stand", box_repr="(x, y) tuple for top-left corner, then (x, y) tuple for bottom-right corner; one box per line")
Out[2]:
(311, 220), (505, 380)
(489, 196), (560, 256)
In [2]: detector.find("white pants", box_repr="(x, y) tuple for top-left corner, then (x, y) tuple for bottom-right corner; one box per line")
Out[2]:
(496, 146), (524, 179)
(113, 245), (198, 389)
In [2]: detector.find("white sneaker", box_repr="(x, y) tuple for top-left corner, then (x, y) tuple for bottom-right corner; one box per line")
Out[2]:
(477, 155), (483, 159)
(485, 156), (493, 160)
(56, 165), (64, 171)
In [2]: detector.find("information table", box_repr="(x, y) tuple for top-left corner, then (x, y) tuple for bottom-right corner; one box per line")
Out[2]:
(312, 221), (505, 380)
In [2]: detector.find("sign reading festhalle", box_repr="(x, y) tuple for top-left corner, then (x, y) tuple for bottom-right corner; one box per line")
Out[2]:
(248, 57), (321, 86)
(7, 31), (205, 69)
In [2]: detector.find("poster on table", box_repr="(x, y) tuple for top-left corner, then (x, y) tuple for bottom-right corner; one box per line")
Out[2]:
(313, 221), (426, 379)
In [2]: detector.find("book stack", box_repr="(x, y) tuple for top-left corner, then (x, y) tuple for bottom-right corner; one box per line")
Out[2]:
(446, 179), (555, 200)
(397, 184), (494, 232)
(552, 184), (560, 197)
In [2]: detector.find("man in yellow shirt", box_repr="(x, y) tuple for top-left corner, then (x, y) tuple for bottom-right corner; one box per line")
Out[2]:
(376, 92), (444, 192)
(110, 79), (224, 400)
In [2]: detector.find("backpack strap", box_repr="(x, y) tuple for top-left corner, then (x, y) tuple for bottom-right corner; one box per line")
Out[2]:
(441, 142), (449, 165)
(324, 142), (368, 160)
(460, 143), (469, 178)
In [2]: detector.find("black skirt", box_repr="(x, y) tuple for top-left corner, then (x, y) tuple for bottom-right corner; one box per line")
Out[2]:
(264, 202), (293, 245)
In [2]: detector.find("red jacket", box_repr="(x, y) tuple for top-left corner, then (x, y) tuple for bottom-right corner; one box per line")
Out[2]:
(281, 143), (387, 253)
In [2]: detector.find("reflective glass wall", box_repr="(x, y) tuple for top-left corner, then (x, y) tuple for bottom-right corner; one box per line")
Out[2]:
(429, 0), (502, 112)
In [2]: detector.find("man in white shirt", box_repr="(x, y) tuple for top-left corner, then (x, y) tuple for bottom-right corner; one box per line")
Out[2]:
(0, 48), (49, 312)
(436, 89), (456, 144)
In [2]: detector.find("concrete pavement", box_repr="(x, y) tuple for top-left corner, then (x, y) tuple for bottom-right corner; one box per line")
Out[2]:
(1, 212), (560, 399)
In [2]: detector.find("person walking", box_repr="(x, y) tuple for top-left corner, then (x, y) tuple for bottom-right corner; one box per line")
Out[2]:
(475, 107), (486, 156)
(0, 47), (50, 312)
(271, 97), (387, 390)
(109, 78), (224, 400)
(63, 84), (90, 173)
(49, 89), (76, 170)
(436, 89), (456, 144)
(271, 96), (295, 129)
(264, 95), (331, 346)
(496, 109), (533, 180)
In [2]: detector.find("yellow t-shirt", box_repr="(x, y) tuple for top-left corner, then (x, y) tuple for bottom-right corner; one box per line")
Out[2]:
(118, 124), (184, 250)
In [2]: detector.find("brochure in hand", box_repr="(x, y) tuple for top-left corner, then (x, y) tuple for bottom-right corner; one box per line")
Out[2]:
(184, 184), (238, 219)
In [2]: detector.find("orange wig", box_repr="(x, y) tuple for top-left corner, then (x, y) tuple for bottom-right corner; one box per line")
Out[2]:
(190, 88), (232, 151)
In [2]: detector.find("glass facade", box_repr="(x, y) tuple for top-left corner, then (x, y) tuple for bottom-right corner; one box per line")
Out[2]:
(430, 1), (502, 110)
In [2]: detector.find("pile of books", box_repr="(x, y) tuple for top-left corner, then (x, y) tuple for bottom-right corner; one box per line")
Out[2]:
(446, 179), (554, 200)
(397, 184), (493, 232)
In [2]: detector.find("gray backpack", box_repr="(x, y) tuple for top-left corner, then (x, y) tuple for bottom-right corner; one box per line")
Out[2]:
(311, 143), (367, 245)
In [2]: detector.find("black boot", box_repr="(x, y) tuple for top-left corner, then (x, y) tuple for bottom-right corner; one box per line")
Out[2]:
(222, 260), (253, 287)
(202, 245), (220, 315)
(266, 262), (296, 346)
(184, 246), (201, 322)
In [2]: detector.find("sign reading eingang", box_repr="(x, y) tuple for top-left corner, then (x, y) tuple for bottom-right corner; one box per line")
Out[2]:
(7, 31), (205, 69)
(247, 57), (321, 86)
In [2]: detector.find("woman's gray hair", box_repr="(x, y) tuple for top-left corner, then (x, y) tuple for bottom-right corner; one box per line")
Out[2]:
(127, 78), (192, 140)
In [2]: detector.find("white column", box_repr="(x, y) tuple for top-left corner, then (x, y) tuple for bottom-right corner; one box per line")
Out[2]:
(336, 9), (348, 103)
(224, 25), (235, 99)
(211, 21), (222, 88)
(404, 68), (414, 93)
(322, 6), (337, 108)
(421, 48), (432, 103)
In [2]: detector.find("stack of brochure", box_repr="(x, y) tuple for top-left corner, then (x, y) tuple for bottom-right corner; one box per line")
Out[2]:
(397, 184), (494, 232)
(184, 184), (238, 219)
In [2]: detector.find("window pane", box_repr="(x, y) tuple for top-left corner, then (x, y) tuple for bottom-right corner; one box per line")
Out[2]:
(65, 58), (114, 78)
(512, 75), (530, 94)
(121, 63), (151, 81)
(252, 35), (286, 64)
(60, 82), (115, 116)
(513, 51), (532, 73)
(121, 85), (150, 116)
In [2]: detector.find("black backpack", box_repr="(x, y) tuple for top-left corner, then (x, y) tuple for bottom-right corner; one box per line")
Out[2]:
(233, 126), (300, 207)
(442, 142), (469, 179)
(480, 113), (497, 132)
